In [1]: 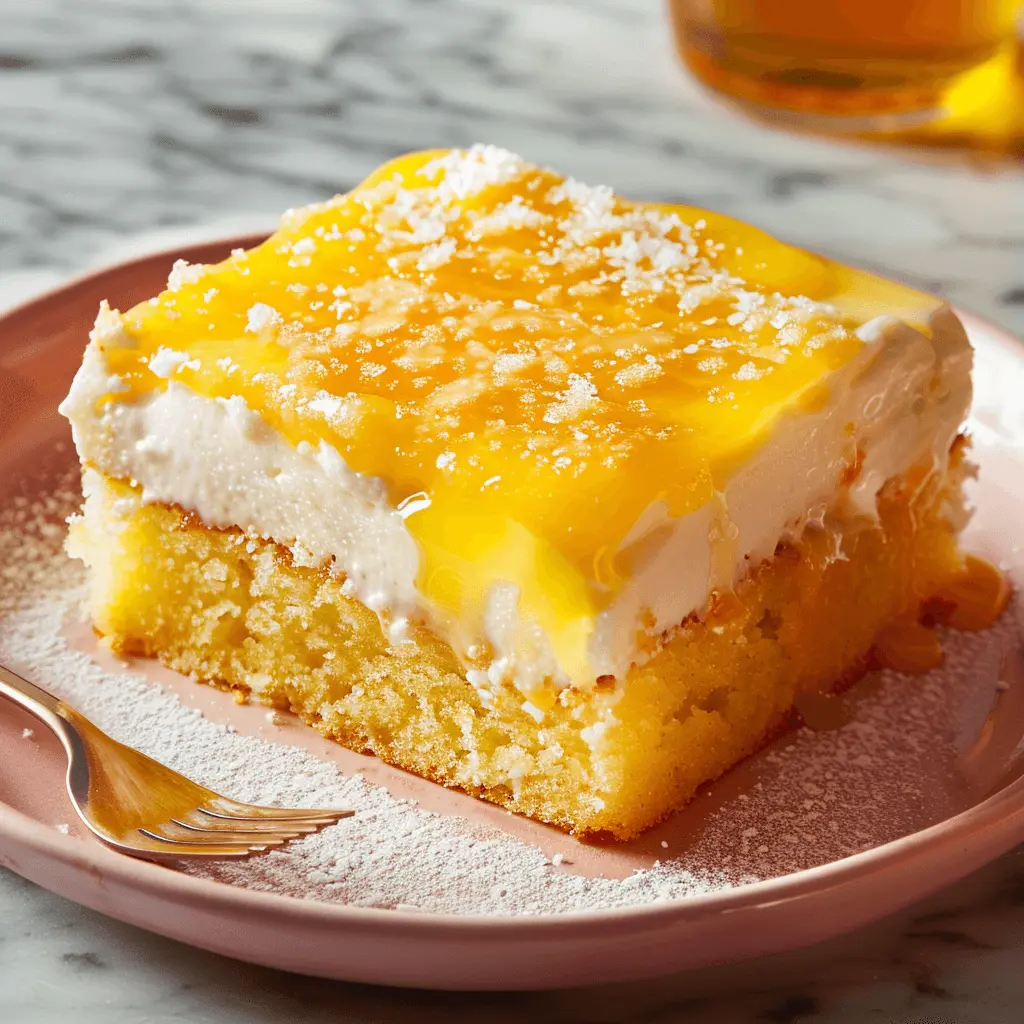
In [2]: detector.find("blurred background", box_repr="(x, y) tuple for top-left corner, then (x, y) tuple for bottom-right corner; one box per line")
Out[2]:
(2, 0), (1021, 339)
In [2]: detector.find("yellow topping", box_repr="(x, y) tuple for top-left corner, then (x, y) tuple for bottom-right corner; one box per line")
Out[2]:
(928, 555), (1011, 631)
(94, 145), (943, 681)
(874, 617), (946, 674)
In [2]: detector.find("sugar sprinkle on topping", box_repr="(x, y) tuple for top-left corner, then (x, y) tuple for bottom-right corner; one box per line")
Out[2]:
(543, 374), (598, 425)
(307, 393), (344, 419)
(167, 259), (207, 292)
(148, 347), (190, 378)
(245, 303), (281, 333)
(416, 237), (456, 272)
(421, 144), (528, 201)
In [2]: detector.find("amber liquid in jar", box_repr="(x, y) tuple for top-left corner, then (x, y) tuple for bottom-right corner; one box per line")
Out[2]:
(669, 0), (1020, 126)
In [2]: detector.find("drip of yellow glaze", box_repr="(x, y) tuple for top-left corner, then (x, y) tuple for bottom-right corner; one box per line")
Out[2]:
(874, 617), (945, 673)
(929, 555), (1011, 631)
(85, 146), (950, 681)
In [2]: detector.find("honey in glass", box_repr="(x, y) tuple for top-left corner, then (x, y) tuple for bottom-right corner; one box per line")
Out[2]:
(668, 0), (1021, 128)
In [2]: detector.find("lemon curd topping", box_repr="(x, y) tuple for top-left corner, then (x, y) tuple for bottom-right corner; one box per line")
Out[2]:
(77, 146), (963, 688)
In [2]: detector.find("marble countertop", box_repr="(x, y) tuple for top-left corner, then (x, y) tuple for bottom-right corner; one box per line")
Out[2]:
(1, 0), (1022, 1019)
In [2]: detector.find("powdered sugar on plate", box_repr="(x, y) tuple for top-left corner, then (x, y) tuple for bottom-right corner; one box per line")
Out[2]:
(1, 455), (1020, 916)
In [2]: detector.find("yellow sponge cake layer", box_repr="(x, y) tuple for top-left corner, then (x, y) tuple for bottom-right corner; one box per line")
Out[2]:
(70, 459), (967, 840)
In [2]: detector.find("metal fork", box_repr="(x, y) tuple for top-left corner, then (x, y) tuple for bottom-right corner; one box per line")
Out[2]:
(0, 663), (353, 860)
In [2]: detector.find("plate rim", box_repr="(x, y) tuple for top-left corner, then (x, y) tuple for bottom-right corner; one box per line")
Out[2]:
(3, 758), (1024, 937)
(1, 236), (1023, 942)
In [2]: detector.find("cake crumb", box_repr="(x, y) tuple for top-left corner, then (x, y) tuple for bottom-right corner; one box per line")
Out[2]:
(21, 727), (34, 739)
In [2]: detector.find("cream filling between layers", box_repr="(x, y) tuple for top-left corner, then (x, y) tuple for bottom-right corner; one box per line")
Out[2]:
(59, 306), (972, 697)
(588, 307), (973, 679)
(60, 346), (422, 644)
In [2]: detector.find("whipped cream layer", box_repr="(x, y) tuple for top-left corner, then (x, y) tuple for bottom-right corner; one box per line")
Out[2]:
(60, 304), (972, 693)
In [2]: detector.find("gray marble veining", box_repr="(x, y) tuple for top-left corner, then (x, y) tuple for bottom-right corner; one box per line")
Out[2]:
(1, 0), (1023, 1019)
(3, 0), (1023, 329)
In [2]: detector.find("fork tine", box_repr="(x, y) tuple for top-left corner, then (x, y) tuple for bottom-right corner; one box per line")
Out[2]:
(197, 809), (351, 829)
(174, 811), (325, 834)
(125, 836), (260, 859)
(202, 800), (355, 822)
(148, 821), (309, 845)
(0, 661), (357, 863)
(139, 826), (294, 849)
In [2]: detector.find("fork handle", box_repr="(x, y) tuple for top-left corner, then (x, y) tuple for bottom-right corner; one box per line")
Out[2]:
(0, 663), (68, 736)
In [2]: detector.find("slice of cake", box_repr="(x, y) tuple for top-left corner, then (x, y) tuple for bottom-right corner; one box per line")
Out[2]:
(59, 146), (1007, 839)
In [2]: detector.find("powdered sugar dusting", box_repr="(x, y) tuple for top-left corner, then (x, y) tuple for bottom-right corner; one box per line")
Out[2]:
(421, 144), (527, 202)
(0, 465), (735, 914)
(1, 460), (1020, 914)
(678, 618), (1022, 878)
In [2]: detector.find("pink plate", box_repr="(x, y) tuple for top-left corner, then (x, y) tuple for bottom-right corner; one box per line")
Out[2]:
(1, 238), (1023, 990)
